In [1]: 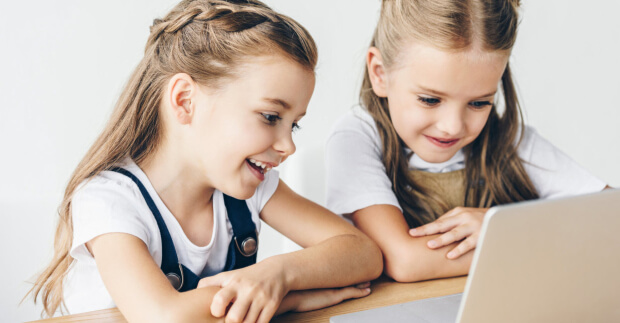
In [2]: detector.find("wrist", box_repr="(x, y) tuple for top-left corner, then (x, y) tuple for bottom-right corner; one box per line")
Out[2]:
(262, 255), (296, 292)
(276, 291), (301, 315)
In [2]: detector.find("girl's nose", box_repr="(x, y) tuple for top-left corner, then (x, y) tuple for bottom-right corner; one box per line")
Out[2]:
(274, 130), (296, 158)
(436, 106), (464, 136)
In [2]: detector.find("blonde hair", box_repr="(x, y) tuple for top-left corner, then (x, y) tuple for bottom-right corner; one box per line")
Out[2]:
(28, 0), (317, 317)
(361, 0), (538, 227)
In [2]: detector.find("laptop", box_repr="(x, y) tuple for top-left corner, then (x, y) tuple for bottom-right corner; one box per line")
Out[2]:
(331, 189), (620, 323)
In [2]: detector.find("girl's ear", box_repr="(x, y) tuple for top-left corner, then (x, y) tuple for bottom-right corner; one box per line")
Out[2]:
(367, 47), (388, 98)
(167, 73), (196, 125)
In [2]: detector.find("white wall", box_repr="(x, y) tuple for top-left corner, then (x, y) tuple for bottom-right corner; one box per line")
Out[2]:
(1, 1), (618, 322)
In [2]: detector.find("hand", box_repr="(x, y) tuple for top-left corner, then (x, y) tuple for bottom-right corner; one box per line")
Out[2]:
(197, 261), (289, 323)
(283, 283), (372, 314)
(408, 207), (489, 260)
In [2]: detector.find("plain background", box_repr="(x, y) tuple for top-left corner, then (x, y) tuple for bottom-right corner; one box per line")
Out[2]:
(1, 1), (618, 321)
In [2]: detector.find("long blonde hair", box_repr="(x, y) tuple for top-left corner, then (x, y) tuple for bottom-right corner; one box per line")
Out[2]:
(29, 0), (317, 317)
(361, 0), (538, 227)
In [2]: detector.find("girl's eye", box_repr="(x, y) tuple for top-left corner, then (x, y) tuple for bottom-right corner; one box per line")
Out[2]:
(292, 123), (301, 133)
(261, 113), (281, 125)
(469, 101), (493, 109)
(418, 96), (441, 107)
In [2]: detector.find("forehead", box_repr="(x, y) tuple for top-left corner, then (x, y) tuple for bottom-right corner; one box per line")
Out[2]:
(390, 42), (509, 98)
(211, 54), (315, 111)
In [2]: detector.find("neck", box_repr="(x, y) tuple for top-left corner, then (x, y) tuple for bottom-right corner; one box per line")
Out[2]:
(138, 142), (214, 222)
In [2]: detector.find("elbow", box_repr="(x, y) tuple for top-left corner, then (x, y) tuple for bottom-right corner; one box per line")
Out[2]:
(382, 252), (429, 283)
(384, 259), (413, 283)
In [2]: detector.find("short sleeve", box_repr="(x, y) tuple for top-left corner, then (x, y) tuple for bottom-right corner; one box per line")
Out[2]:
(325, 112), (401, 216)
(518, 126), (606, 199)
(70, 178), (151, 262)
(247, 169), (280, 215)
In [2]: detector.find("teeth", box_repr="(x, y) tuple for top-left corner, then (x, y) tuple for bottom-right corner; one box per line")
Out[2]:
(248, 158), (271, 173)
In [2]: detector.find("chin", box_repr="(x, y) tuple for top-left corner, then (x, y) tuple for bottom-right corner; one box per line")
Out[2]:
(417, 151), (458, 164)
(222, 185), (257, 200)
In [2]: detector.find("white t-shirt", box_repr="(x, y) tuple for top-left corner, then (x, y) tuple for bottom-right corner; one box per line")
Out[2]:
(63, 158), (279, 314)
(325, 107), (606, 216)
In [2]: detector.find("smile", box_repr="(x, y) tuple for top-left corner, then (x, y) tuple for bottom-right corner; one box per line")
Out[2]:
(246, 158), (272, 181)
(424, 135), (460, 148)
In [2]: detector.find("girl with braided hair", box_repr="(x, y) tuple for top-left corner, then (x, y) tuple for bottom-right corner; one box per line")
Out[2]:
(325, 0), (609, 283)
(28, 0), (382, 321)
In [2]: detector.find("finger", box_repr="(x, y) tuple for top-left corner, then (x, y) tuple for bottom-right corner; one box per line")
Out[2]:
(446, 234), (478, 259)
(198, 272), (228, 288)
(338, 286), (372, 301)
(438, 207), (466, 219)
(210, 288), (236, 318)
(355, 282), (371, 289)
(224, 295), (252, 323)
(240, 299), (263, 323)
(428, 224), (472, 249)
(409, 217), (458, 237)
(256, 301), (279, 323)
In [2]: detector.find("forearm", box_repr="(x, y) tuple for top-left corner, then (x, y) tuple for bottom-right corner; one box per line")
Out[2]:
(383, 234), (472, 282)
(165, 287), (223, 323)
(170, 286), (297, 321)
(267, 233), (382, 291)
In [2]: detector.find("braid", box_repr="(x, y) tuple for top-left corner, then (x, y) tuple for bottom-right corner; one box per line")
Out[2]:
(147, 0), (280, 49)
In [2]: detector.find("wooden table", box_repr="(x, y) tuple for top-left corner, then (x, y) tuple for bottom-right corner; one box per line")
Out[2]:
(33, 276), (467, 322)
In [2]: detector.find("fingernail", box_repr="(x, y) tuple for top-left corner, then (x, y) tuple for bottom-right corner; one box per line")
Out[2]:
(409, 229), (417, 234)
(365, 288), (371, 293)
(428, 240), (438, 248)
(447, 251), (455, 258)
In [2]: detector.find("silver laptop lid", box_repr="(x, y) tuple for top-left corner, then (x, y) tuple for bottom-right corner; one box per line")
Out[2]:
(457, 189), (620, 323)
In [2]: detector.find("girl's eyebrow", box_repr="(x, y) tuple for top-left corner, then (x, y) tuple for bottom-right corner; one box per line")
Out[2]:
(263, 97), (291, 110)
(416, 85), (448, 96)
(262, 97), (306, 117)
(416, 85), (497, 99)
(473, 91), (497, 98)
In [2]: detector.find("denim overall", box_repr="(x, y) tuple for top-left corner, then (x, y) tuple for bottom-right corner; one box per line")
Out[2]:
(111, 168), (258, 292)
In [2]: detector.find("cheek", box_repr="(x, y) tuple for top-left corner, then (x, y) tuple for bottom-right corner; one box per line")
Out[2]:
(466, 111), (492, 138)
(389, 106), (432, 140)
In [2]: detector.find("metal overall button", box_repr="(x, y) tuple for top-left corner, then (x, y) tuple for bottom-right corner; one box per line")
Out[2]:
(166, 263), (185, 291)
(235, 236), (257, 257)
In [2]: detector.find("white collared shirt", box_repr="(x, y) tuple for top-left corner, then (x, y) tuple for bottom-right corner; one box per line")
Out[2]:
(408, 149), (465, 173)
(325, 106), (606, 216)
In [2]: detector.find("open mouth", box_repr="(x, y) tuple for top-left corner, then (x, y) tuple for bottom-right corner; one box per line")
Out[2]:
(247, 158), (272, 175)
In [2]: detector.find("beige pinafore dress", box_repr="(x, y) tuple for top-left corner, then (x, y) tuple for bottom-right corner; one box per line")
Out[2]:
(409, 168), (467, 222)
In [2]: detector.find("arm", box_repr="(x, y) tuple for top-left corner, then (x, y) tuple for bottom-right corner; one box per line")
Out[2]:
(87, 233), (223, 323)
(260, 180), (383, 290)
(89, 232), (369, 323)
(351, 204), (473, 283)
(198, 180), (383, 321)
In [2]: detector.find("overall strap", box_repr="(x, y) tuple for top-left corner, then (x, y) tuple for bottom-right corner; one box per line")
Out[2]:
(222, 194), (258, 270)
(109, 167), (200, 291)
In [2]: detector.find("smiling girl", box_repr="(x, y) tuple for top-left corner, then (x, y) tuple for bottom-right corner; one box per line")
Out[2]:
(325, 0), (608, 282)
(28, 1), (382, 322)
